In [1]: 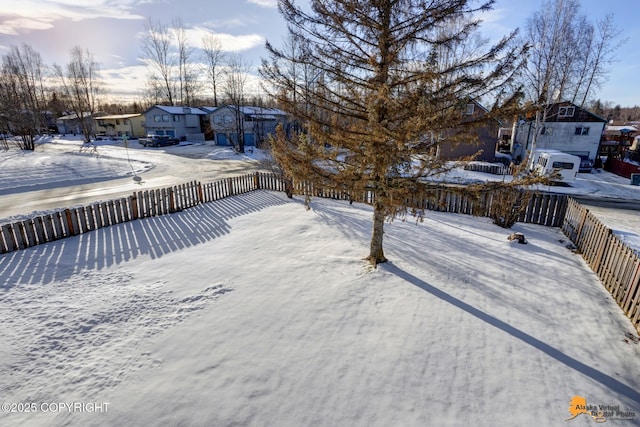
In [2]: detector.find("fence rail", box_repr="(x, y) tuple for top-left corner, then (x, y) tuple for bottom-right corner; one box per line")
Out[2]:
(562, 198), (640, 331)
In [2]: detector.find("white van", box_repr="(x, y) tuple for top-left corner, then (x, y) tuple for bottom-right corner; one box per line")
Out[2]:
(531, 150), (580, 183)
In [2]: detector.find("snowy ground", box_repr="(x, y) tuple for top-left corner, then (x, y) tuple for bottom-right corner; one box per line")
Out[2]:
(1, 191), (639, 426)
(1, 138), (640, 425)
(0, 136), (268, 220)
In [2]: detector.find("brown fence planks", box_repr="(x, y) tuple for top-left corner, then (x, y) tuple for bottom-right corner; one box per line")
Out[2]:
(561, 197), (640, 332)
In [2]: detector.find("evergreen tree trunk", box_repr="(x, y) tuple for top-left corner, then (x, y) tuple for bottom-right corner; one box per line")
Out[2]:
(367, 199), (387, 266)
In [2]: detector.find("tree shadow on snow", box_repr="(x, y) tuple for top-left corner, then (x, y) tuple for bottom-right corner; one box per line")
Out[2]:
(383, 262), (640, 406)
(0, 191), (290, 288)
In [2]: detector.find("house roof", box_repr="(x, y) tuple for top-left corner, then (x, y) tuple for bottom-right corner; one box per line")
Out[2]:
(541, 101), (607, 123)
(57, 112), (101, 121)
(208, 105), (287, 119)
(96, 113), (142, 120)
(605, 125), (637, 134)
(144, 105), (208, 115)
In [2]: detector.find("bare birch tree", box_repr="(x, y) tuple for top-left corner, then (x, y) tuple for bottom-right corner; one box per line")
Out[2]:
(520, 0), (622, 158)
(223, 53), (250, 153)
(202, 33), (225, 107)
(173, 18), (199, 105)
(53, 46), (102, 143)
(571, 14), (622, 107)
(262, 0), (528, 266)
(141, 19), (177, 106)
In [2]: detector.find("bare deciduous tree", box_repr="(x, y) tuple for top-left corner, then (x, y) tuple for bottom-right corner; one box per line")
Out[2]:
(202, 33), (226, 107)
(53, 46), (103, 143)
(173, 18), (199, 106)
(520, 0), (623, 157)
(0, 43), (49, 150)
(263, 0), (530, 266)
(223, 53), (251, 153)
(141, 19), (177, 106)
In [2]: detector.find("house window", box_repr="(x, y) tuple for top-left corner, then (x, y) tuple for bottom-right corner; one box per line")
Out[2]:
(575, 126), (590, 135)
(224, 115), (233, 124)
(154, 115), (162, 122)
(464, 104), (475, 115)
(552, 161), (576, 169)
(559, 106), (575, 117)
(162, 115), (170, 122)
(213, 115), (223, 124)
(173, 115), (180, 122)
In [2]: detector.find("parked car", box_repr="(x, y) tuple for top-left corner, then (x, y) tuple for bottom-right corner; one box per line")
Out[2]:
(139, 135), (179, 147)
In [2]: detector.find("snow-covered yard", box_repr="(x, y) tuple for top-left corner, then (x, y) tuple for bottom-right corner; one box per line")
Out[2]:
(1, 190), (639, 426)
(1, 137), (640, 426)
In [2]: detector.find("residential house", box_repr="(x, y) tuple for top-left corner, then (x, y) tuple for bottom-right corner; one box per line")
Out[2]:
(600, 123), (637, 158)
(56, 112), (103, 135)
(207, 105), (288, 148)
(142, 106), (208, 141)
(511, 102), (607, 171)
(95, 113), (145, 138)
(436, 101), (500, 163)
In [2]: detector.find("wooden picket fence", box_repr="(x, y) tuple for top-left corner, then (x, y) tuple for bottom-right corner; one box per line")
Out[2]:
(1, 171), (638, 330)
(463, 162), (515, 175)
(0, 172), (285, 254)
(562, 198), (640, 331)
(292, 180), (568, 227)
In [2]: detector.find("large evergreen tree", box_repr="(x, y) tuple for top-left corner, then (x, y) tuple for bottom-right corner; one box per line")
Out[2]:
(262, 0), (527, 266)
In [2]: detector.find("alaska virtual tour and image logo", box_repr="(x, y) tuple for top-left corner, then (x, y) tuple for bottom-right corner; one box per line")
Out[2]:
(566, 396), (636, 423)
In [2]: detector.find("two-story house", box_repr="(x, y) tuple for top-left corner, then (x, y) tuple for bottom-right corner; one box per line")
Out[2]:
(56, 112), (101, 136)
(95, 113), (145, 138)
(207, 105), (288, 148)
(512, 102), (606, 171)
(435, 100), (500, 162)
(142, 106), (208, 141)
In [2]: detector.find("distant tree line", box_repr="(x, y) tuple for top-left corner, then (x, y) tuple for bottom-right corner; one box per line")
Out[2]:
(0, 0), (631, 154)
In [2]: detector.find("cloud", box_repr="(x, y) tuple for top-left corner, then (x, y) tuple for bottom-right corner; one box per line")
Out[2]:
(247, 0), (278, 8)
(182, 27), (265, 52)
(0, 18), (54, 35)
(0, 0), (143, 35)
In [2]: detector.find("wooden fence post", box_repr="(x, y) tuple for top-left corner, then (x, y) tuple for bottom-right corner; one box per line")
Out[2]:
(130, 194), (139, 220)
(227, 177), (234, 196)
(64, 209), (77, 236)
(197, 181), (204, 203)
(574, 206), (589, 249)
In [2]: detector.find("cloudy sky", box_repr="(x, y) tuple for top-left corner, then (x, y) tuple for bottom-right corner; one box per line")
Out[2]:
(0, 0), (638, 106)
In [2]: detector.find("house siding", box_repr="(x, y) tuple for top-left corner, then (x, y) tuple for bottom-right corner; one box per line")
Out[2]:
(513, 102), (606, 166)
(95, 114), (145, 138)
(142, 106), (206, 139)
(208, 105), (288, 148)
(437, 102), (499, 162)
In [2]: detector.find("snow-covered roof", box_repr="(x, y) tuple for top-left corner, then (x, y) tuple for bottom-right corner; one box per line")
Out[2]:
(147, 106), (208, 115)
(207, 105), (287, 119)
(96, 113), (142, 120)
(605, 125), (637, 133)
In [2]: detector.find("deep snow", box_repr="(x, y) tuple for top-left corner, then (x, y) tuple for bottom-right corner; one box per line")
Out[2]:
(0, 137), (639, 426)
